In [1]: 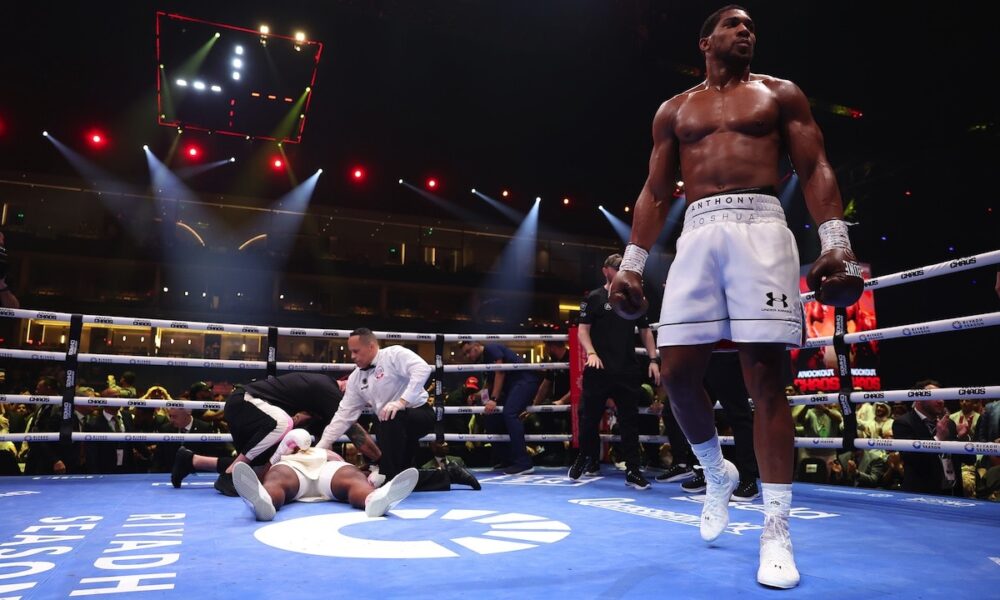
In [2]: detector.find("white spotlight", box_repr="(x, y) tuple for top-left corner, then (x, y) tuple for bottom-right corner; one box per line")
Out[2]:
(210, 85), (222, 93)
(259, 25), (270, 35)
(535, 196), (542, 203)
(317, 168), (323, 174)
(229, 157), (236, 163)
(598, 205), (604, 210)
(232, 58), (243, 69)
(398, 179), (403, 184)
(193, 81), (206, 90)
(232, 72), (241, 81)
(142, 144), (149, 151)
(471, 188), (477, 194)
(235, 45), (244, 55)
(176, 79), (188, 87)
(294, 32), (306, 42)
(42, 130), (49, 137)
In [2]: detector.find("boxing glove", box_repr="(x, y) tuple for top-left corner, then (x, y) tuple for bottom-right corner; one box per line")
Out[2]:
(610, 270), (649, 319)
(807, 219), (864, 307)
(269, 428), (312, 465)
(610, 244), (651, 319)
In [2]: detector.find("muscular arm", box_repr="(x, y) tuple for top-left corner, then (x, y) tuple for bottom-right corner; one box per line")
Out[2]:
(629, 101), (682, 250)
(346, 422), (381, 462)
(777, 80), (843, 225)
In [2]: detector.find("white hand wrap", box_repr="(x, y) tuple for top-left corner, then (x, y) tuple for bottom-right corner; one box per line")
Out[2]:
(367, 465), (386, 488)
(270, 428), (313, 465)
(817, 219), (852, 253)
(620, 244), (649, 275)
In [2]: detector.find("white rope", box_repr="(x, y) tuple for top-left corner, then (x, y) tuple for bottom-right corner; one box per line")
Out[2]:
(819, 386), (1000, 405)
(277, 327), (437, 342)
(442, 333), (569, 342)
(0, 395), (225, 410)
(853, 437), (1000, 456)
(806, 311), (1000, 348)
(441, 404), (571, 414)
(417, 434), (572, 443)
(593, 434), (1000, 456)
(0, 394), (62, 406)
(276, 362), (355, 372)
(443, 362), (568, 373)
(0, 307), (73, 322)
(75, 398), (225, 411)
(78, 354), (267, 369)
(801, 249), (1000, 302)
(83, 315), (268, 335)
(0, 433), (60, 442)
(71, 432), (232, 443)
(6, 431), (996, 456)
(0, 348), (67, 361)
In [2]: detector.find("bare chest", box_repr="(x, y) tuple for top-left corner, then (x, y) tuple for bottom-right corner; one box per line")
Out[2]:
(674, 86), (779, 143)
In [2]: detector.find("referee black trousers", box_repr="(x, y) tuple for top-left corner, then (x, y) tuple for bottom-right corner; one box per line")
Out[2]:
(579, 368), (641, 469)
(374, 403), (435, 480)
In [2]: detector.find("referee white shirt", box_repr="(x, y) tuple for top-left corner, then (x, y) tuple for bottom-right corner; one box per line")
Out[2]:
(316, 345), (432, 450)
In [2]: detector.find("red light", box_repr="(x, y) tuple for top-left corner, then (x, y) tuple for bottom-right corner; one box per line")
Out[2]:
(187, 146), (199, 158)
(427, 178), (437, 189)
(352, 167), (365, 181)
(273, 158), (283, 169)
(87, 130), (106, 147)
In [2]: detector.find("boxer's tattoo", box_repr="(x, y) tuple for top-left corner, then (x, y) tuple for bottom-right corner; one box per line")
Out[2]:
(347, 423), (382, 462)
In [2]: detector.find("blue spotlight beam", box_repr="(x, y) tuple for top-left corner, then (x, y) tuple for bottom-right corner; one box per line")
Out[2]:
(144, 147), (219, 249)
(598, 206), (632, 243)
(399, 181), (480, 223)
(243, 169), (322, 265)
(476, 200), (540, 325)
(45, 134), (137, 195)
(174, 158), (234, 179)
(473, 190), (522, 223)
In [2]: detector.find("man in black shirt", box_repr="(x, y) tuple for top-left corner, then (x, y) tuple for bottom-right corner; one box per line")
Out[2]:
(571, 254), (660, 489)
(173, 373), (379, 493)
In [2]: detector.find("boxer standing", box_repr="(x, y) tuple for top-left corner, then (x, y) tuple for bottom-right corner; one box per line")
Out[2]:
(610, 5), (864, 588)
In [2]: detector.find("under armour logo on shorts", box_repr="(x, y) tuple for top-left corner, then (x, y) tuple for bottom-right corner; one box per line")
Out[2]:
(765, 292), (788, 308)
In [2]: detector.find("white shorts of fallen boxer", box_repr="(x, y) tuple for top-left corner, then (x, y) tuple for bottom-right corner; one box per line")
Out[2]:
(274, 449), (351, 502)
(656, 190), (805, 349)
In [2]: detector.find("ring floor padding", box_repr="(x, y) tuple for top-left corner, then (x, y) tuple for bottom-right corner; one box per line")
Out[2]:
(1, 468), (997, 599)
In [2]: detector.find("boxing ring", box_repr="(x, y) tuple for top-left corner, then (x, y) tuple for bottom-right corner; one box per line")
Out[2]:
(2, 250), (1000, 598)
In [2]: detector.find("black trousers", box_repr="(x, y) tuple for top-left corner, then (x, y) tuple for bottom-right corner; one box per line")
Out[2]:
(375, 403), (436, 480)
(579, 368), (641, 469)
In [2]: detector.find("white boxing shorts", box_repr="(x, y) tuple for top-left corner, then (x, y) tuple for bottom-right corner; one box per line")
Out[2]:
(657, 191), (804, 348)
(275, 449), (351, 502)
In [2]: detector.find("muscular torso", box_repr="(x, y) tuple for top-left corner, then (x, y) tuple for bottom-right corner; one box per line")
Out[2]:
(673, 75), (783, 202)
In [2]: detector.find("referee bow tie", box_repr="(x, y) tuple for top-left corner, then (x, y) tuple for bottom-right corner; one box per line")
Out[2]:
(360, 363), (377, 372)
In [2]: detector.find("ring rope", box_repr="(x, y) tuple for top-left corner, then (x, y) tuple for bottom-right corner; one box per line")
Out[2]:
(799, 249), (1000, 302)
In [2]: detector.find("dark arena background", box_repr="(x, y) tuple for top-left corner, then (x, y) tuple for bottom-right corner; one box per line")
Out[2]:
(0, 2), (998, 598)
